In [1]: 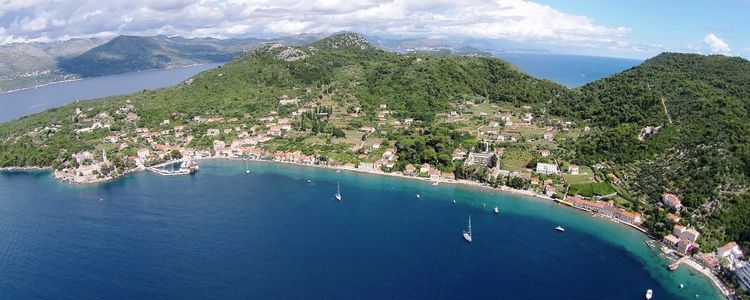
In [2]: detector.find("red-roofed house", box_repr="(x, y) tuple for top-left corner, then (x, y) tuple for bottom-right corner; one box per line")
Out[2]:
(662, 193), (683, 211)
(717, 242), (743, 260)
(404, 164), (416, 176)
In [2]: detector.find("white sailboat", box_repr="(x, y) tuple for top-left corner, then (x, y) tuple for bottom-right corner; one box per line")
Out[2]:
(463, 215), (472, 243)
(645, 289), (653, 299)
(335, 181), (342, 201)
(493, 207), (499, 214)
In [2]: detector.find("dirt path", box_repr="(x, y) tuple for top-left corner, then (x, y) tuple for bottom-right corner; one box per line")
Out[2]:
(661, 96), (673, 124)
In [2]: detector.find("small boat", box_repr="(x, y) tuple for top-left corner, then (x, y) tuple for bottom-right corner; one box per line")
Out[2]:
(645, 289), (653, 299)
(463, 215), (472, 243)
(245, 159), (250, 174)
(432, 181), (438, 186)
(335, 181), (342, 201)
(307, 179), (311, 183)
(680, 284), (684, 289)
(416, 194), (420, 199)
(453, 199), (456, 204)
(669, 262), (679, 271)
(493, 207), (499, 214)
(555, 226), (565, 232)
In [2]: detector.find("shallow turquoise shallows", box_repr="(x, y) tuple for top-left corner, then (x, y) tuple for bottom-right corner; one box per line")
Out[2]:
(0, 160), (721, 299)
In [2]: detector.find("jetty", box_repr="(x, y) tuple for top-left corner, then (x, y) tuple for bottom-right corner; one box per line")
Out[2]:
(147, 159), (199, 176)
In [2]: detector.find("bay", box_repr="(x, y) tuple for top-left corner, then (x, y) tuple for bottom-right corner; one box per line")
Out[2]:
(0, 63), (222, 122)
(0, 160), (721, 299)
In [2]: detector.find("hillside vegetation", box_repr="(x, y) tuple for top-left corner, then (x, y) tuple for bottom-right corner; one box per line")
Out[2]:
(0, 34), (748, 251)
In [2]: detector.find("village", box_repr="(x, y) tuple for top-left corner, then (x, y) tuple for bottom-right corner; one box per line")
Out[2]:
(29, 90), (749, 297)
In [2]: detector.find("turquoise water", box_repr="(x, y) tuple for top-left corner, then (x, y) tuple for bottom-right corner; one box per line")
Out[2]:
(0, 160), (721, 299)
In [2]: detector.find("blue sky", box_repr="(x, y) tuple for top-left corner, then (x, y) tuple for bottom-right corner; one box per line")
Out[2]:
(534, 0), (749, 58)
(0, 0), (747, 59)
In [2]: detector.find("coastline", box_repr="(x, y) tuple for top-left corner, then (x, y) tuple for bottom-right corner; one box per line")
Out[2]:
(0, 62), (222, 95)
(0, 157), (731, 298)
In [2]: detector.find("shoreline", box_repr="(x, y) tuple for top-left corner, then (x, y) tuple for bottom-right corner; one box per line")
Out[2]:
(0, 62), (223, 95)
(0, 158), (731, 298)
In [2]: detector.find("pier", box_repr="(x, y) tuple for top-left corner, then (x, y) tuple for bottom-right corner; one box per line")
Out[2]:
(147, 159), (199, 176)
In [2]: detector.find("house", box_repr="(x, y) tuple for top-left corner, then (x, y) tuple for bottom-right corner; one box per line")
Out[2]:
(359, 126), (376, 134)
(673, 225), (700, 242)
(72, 151), (94, 164)
(569, 164), (579, 175)
(717, 242), (744, 261)
(544, 185), (557, 197)
(404, 164), (416, 176)
(429, 169), (442, 180)
(530, 177), (540, 185)
(696, 253), (720, 269)
(452, 149), (467, 161)
(662, 193), (683, 211)
(442, 172), (455, 180)
(614, 209), (641, 224)
(543, 131), (554, 141)
(735, 262), (750, 292)
(662, 234), (680, 248)
(676, 238), (698, 254)
(535, 163), (558, 175)
(539, 149), (550, 157)
(522, 113), (534, 123)
(464, 152), (493, 167)
(136, 148), (150, 159)
(420, 163), (431, 174)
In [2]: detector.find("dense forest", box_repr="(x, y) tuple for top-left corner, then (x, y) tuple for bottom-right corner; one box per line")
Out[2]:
(557, 53), (750, 250)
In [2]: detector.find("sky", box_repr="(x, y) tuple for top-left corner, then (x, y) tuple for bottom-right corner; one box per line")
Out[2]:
(0, 0), (747, 59)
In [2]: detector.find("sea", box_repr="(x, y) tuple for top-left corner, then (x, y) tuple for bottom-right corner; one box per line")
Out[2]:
(0, 160), (721, 299)
(493, 52), (642, 88)
(0, 63), (222, 122)
(0, 54), (719, 299)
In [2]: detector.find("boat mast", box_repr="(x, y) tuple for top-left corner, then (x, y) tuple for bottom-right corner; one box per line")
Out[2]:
(468, 215), (472, 236)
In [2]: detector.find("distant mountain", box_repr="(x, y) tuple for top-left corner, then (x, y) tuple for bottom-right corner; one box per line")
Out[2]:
(368, 36), (492, 56)
(57, 35), (264, 77)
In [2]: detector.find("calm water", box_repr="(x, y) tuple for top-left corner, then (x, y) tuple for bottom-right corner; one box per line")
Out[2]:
(0, 63), (222, 122)
(494, 53), (642, 88)
(0, 160), (721, 299)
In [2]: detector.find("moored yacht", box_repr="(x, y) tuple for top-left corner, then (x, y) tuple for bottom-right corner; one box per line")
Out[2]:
(555, 226), (565, 232)
(645, 289), (653, 299)
(493, 207), (499, 214)
(463, 215), (472, 243)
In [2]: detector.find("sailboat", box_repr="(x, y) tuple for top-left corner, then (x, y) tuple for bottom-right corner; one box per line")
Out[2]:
(463, 215), (472, 243)
(245, 158), (250, 174)
(335, 181), (342, 201)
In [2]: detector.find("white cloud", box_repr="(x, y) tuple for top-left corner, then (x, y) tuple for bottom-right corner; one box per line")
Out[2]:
(702, 33), (731, 54)
(0, 0), (634, 53)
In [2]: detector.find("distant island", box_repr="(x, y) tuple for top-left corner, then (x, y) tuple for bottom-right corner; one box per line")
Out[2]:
(1, 32), (749, 297)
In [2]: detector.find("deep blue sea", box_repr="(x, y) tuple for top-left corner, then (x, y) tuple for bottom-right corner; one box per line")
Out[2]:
(0, 161), (721, 299)
(493, 52), (642, 88)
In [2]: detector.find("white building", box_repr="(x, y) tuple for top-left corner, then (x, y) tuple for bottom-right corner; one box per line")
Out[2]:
(735, 262), (750, 292)
(535, 163), (558, 175)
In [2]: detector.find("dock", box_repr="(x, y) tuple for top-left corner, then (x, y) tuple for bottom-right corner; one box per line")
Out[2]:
(147, 159), (199, 176)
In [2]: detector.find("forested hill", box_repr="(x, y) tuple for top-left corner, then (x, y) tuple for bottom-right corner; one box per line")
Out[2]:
(130, 32), (569, 125)
(558, 53), (750, 249)
(57, 35), (258, 77)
